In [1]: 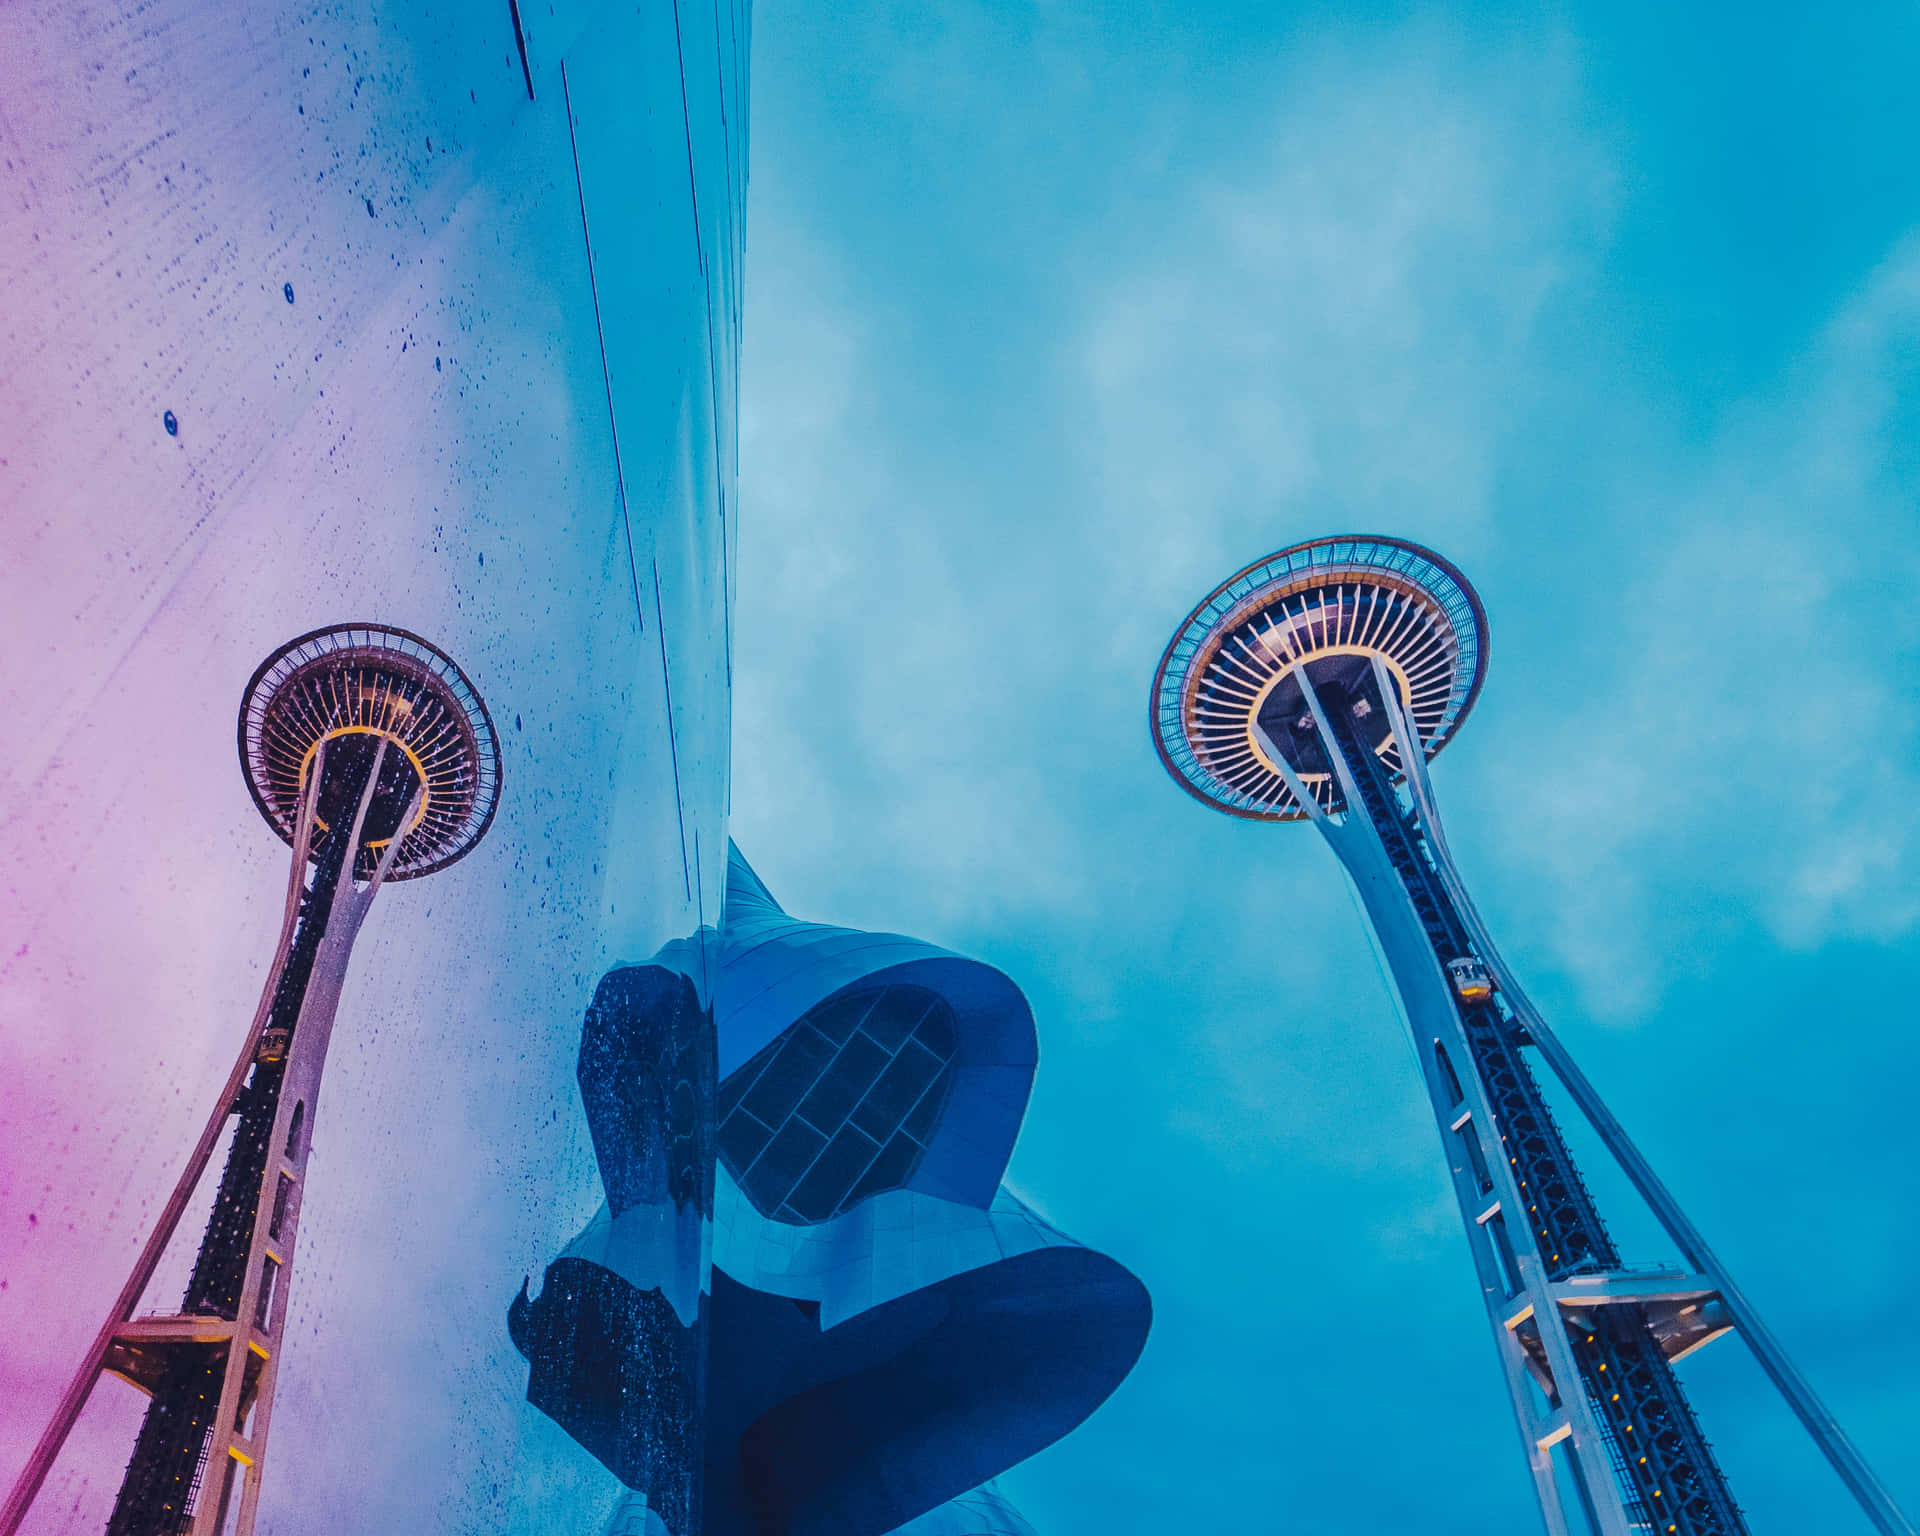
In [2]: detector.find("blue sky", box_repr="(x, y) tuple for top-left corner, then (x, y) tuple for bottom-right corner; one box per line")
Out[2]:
(728, 3), (1920, 1530)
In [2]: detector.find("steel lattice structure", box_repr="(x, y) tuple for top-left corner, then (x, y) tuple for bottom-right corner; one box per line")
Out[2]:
(3, 627), (499, 1536)
(1152, 535), (1913, 1536)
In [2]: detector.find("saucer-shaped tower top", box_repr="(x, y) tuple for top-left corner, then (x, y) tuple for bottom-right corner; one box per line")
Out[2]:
(239, 624), (501, 879)
(1152, 535), (1488, 821)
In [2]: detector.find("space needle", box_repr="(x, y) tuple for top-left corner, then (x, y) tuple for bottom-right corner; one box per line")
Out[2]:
(3, 625), (500, 1536)
(1151, 536), (1912, 1536)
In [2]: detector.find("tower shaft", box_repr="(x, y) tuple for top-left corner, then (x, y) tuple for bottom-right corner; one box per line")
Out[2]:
(1268, 659), (1742, 1536)
(3, 741), (411, 1536)
(103, 819), (351, 1536)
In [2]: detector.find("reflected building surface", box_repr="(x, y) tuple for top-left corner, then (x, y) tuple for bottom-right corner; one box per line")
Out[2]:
(512, 847), (1151, 1536)
(3, 5), (1148, 1535)
(1, 627), (508, 1536)
(1, 0), (742, 1531)
(511, 960), (715, 1535)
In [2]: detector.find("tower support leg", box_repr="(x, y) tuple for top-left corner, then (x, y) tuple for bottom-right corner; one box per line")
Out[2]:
(0, 757), (327, 1536)
(2, 744), (419, 1536)
(1369, 660), (1916, 1536)
(185, 748), (415, 1536)
(1255, 705), (1621, 1536)
(1286, 667), (1633, 1536)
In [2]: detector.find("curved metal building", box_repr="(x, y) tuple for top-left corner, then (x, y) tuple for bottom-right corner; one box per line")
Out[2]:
(512, 846), (1151, 1536)
(1, 1), (744, 1531)
(1, 6), (1148, 1534)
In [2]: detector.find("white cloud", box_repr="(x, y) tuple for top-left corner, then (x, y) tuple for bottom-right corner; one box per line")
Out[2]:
(1075, 26), (1611, 642)
(736, 22), (1617, 956)
(1483, 236), (1920, 1014)
(735, 15), (1920, 1528)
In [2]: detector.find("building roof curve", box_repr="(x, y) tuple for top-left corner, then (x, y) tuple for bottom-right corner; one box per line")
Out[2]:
(717, 845), (1037, 1211)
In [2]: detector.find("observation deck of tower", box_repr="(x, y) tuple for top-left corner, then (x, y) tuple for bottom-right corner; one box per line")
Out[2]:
(4, 625), (499, 1536)
(1152, 536), (1914, 1536)
(240, 624), (501, 881)
(1153, 536), (1486, 822)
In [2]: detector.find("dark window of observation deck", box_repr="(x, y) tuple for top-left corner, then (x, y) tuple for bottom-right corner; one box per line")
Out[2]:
(717, 984), (956, 1224)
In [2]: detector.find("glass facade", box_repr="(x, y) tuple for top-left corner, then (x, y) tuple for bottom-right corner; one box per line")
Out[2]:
(718, 984), (957, 1223)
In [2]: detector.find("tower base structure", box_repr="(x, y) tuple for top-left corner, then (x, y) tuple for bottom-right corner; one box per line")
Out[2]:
(1272, 657), (1740, 1535)
(1151, 536), (1914, 1536)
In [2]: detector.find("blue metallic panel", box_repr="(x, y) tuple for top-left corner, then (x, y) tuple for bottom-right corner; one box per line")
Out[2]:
(719, 849), (1036, 1210)
(523, 847), (1149, 1534)
(704, 1249), (1147, 1536)
(702, 847), (1149, 1532)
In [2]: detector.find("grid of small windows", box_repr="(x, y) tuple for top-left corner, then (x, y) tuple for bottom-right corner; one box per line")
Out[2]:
(717, 984), (956, 1224)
